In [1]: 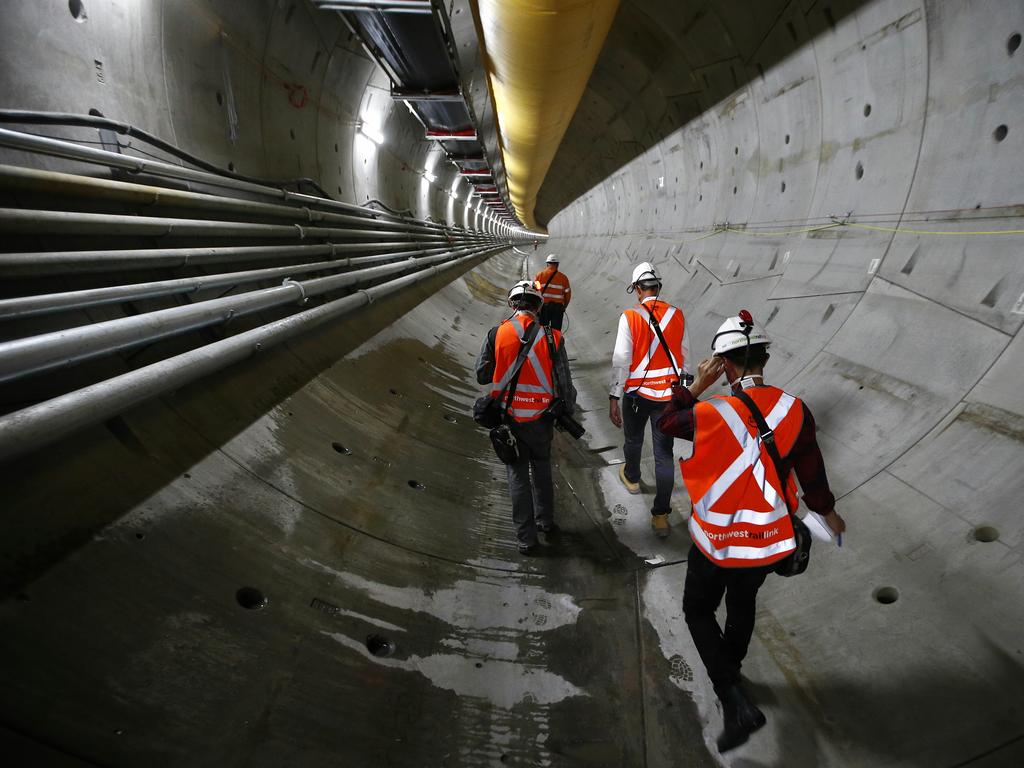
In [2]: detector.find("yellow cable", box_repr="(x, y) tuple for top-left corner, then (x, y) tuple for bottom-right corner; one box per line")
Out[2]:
(842, 222), (1024, 236)
(724, 223), (841, 237)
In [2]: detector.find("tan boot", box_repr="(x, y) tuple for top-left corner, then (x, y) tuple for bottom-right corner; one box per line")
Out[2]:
(618, 464), (641, 494)
(651, 513), (671, 538)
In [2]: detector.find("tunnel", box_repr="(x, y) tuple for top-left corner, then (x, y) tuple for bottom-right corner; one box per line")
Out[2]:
(1, 0), (1023, 766)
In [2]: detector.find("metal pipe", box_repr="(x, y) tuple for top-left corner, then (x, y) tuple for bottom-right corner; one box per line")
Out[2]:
(0, 208), (455, 241)
(0, 109), (334, 200)
(0, 127), (449, 231)
(0, 241), (466, 276)
(0, 165), (455, 236)
(0, 244), (491, 385)
(0, 245), (454, 320)
(0, 246), (505, 462)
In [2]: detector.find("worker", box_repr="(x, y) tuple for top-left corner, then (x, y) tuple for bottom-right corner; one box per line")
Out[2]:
(656, 311), (846, 752)
(476, 281), (576, 555)
(533, 253), (571, 331)
(608, 262), (690, 538)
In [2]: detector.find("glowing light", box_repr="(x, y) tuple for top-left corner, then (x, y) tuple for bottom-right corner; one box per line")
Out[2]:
(359, 121), (384, 145)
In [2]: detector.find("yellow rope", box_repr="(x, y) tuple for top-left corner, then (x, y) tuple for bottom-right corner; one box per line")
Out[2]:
(673, 218), (1024, 243)
(725, 223), (841, 237)
(842, 222), (1024, 236)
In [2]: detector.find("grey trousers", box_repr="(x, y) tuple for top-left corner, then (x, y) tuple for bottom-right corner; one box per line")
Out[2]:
(506, 418), (555, 545)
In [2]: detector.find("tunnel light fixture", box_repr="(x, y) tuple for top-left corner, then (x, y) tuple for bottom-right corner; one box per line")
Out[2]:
(359, 121), (384, 145)
(424, 170), (437, 183)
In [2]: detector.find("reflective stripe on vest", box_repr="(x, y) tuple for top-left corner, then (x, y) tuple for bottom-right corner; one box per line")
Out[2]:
(490, 316), (557, 422)
(623, 303), (685, 401)
(682, 387), (803, 567)
(534, 269), (570, 305)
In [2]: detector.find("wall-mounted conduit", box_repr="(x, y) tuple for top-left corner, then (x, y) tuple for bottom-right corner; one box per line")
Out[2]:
(0, 124), (524, 462)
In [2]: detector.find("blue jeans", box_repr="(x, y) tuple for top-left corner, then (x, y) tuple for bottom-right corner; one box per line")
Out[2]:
(621, 393), (675, 515)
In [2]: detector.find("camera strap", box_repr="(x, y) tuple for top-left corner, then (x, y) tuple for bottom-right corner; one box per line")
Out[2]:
(539, 268), (559, 301)
(542, 325), (563, 402)
(732, 389), (793, 513)
(639, 301), (681, 382)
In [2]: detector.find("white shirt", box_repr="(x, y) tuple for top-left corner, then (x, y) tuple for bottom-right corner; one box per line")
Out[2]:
(609, 296), (691, 398)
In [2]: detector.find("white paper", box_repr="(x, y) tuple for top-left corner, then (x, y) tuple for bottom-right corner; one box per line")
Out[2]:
(803, 511), (838, 544)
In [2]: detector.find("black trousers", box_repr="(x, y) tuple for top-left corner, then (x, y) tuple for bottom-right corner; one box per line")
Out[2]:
(539, 303), (565, 331)
(682, 543), (774, 697)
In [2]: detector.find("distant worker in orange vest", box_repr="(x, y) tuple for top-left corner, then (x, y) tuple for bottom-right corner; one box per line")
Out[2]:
(476, 281), (576, 555)
(657, 310), (846, 752)
(608, 262), (690, 538)
(533, 254), (571, 331)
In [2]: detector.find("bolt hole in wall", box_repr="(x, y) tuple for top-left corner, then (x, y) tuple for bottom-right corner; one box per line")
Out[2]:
(236, 587), (268, 610)
(69, 0), (86, 22)
(973, 525), (1000, 543)
(88, 108), (103, 117)
(366, 634), (395, 657)
(781, 181), (786, 193)
(784, 133), (790, 144)
(1009, 32), (1021, 55)
(874, 586), (899, 605)
(855, 161), (864, 180)
(993, 124), (1008, 142)
(331, 441), (350, 455)
(864, 103), (872, 117)
(408, 480), (425, 491)
(228, 162), (235, 171)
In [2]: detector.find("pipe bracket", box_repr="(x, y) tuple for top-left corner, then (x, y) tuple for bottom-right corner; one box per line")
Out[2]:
(282, 278), (308, 305)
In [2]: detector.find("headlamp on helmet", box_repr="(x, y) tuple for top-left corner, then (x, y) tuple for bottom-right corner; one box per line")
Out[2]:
(507, 280), (543, 310)
(711, 310), (771, 355)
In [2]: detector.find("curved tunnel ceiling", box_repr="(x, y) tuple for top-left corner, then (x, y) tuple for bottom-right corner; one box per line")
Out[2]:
(2, 0), (1024, 766)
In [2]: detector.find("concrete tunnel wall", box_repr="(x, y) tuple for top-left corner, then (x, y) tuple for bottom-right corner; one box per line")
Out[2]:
(1, 0), (1024, 767)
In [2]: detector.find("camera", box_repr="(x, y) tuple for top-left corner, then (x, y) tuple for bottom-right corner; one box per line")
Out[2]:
(548, 399), (585, 440)
(555, 412), (586, 440)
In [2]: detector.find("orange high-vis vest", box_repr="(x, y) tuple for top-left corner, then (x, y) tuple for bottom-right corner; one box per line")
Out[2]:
(533, 267), (571, 307)
(682, 386), (803, 567)
(490, 315), (560, 423)
(623, 300), (685, 401)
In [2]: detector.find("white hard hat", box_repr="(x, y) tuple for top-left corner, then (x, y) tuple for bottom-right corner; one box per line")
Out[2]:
(712, 310), (771, 354)
(545, 253), (559, 264)
(507, 280), (542, 308)
(629, 261), (661, 289)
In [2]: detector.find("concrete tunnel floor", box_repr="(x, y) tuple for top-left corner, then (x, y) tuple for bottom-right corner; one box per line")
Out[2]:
(4, 246), (1023, 768)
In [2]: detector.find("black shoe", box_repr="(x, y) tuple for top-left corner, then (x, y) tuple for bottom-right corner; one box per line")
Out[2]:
(537, 522), (560, 534)
(716, 685), (767, 753)
(518, 542), (538, 555)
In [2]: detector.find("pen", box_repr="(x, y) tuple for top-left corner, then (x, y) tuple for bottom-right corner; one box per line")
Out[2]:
(837, 533), (843, 547)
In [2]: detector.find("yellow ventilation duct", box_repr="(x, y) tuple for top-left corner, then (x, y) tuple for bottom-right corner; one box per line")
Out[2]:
(471, 0), (620, 231)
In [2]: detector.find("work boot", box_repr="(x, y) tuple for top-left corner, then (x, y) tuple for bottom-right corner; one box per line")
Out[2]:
(716, 685), (767, 753)
(518, 541), (538, 556)
(618, 465), (641, 494)
(651, 513), (671, 538)
(537, 522), (559, 534)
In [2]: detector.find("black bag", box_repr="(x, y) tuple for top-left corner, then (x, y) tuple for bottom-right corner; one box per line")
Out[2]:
(488, 424), (519, 464)
(733, 390), (811, 577)
(472, 395), (504, 429)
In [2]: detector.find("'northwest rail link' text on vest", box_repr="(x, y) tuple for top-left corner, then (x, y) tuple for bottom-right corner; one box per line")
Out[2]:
(623, 300), (685, 401)
(490, 316), (560, 423)
(682, 386), (803, 567)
